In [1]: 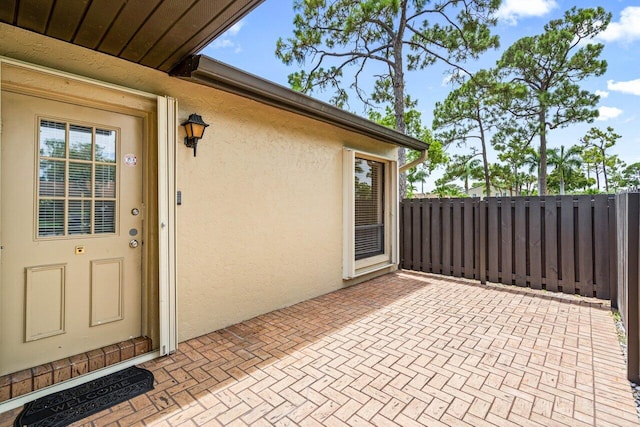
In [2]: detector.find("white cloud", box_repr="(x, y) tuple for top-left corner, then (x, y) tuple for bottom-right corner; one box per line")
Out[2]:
(227, 21), (245, 37)
(496, 0), (557, 25)
(209, 20), (246, 51)
(599, 6), (640, 43)
(210, 39), (234, 49)
(597, 106), (623, 121)
(441, 70), (463, 86)
(441, 74), (455, 86)
(595, 90), (609, 98)
(607, 79), (640, 96)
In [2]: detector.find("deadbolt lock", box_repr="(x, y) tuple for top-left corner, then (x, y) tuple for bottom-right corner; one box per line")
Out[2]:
(131, 208), (140, 216)
(129, 239), (139, 248)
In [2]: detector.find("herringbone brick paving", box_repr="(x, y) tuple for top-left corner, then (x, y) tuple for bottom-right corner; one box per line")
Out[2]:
(1, 271), (636, 426)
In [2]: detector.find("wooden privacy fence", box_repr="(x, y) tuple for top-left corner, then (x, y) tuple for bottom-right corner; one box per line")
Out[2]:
(615, 192), (640, 381)
(400, 195), (617, 299)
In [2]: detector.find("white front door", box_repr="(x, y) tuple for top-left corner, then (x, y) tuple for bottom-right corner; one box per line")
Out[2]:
(1, 90), (145, 375)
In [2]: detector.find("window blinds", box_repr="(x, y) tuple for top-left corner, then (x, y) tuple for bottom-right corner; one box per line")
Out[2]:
(354, 157), (384, 259)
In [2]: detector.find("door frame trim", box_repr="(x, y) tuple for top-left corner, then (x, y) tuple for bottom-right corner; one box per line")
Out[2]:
(0, 57), (178, 411)
(157, 95), (179, 356)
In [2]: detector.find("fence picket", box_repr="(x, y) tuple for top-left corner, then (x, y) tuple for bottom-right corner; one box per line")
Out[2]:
(452, 200), (462, 277)
(560, 197), (576, 294)
(487, 198), (499, 283)
(421, 200), (431, 273)
(479, 199), (487, 284)
(529, 198), (542, 290)
(514, 198), (527, 287)
(594, 195), (610, 299)
(442, 200), (452, 276)
(501, 198), (513, 285)
(431, 201), (441, 274)
(402, 200), (412, 270)
(544, 196), (559, 292)
(463, 198), (475, 278)
(412, 200), (422, 271)
(578, 196), (594, 296)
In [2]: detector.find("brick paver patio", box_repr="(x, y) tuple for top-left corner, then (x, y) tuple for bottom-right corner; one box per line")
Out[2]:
(1, 271), (637, 426)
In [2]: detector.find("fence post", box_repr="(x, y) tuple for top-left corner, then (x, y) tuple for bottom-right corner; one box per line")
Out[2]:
(629, 193), (640, 382)
(618, 193), (640, 382)
(610, 196), (618, 307)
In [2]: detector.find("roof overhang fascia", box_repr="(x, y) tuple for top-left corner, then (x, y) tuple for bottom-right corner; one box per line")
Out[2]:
(0, 0), (265, 72)
(170, 55), (429, 151)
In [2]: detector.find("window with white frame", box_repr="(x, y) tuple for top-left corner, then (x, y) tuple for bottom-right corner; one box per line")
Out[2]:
(343, 149), (397, 279)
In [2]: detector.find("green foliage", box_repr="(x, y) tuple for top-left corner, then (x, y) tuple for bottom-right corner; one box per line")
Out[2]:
(432, 182), (468, 198)
(493, 134), (536, 195)
(547, 145), (583, 194)
(622, 163), (640, 190)
(439, 154), (484, 193)
(580, 126), (622, 192)
(495, 6), (611, 195)
(277, 0), (500, 107)
(368, 101), (448, 195)
(433, 69), (501, 195)
(277, 0), (500, 199)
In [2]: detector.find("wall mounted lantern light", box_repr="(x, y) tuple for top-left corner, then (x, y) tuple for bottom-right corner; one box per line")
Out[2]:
(181, 113), (209, 157)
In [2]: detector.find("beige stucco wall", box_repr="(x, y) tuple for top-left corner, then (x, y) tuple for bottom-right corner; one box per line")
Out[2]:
(0, 24), (398, 342)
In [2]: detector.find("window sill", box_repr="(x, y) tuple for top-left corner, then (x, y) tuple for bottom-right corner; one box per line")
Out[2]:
(355, 254), (389, 270)
(352, 259), (395, 279)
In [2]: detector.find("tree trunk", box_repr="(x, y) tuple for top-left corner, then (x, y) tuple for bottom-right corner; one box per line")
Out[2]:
(394, 2), (408, 199)
(602, 156), (609, 193)
(559, 173), (565, 195)
(478, 109), (491, 197)
(537, 111), (548, 195)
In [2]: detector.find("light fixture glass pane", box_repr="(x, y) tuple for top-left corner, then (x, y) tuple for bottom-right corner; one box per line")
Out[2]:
(68, 162), (92, 197)
(39, 160), (66, 197)
(95, 129), (116, 163)
(191, 123), (205, 138)
(95, 201), (116, 234)
(69, 125), (93, 160)
(95, 165), (116, 198)
(39, 120), (66, 158)
(68, 200), (91, 235)
(38, 199), (65, 236)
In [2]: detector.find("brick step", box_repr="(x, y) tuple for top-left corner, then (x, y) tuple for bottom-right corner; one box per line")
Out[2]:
(0, 336), (151, 402)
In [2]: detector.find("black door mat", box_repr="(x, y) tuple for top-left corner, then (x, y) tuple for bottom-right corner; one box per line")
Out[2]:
(14, 366), (154, 427)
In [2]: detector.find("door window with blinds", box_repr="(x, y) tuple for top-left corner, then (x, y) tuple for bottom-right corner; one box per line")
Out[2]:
(354, 157), (384, 259)
(37, 119), (118, 238)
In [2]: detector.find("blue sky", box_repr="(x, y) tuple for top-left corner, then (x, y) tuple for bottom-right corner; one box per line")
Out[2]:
(201, 0), (640, 190)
